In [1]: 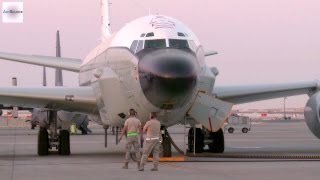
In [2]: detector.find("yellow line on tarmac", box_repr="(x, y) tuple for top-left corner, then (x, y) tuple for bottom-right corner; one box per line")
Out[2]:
(147, 156), (185, 162)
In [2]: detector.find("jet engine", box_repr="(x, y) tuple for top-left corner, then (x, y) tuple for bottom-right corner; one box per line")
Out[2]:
(304, 91), (320, 139)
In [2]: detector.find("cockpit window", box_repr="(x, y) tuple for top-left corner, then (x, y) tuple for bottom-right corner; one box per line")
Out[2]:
(130, 40), (144, 54)
(169, 39), (189, 49)
(146, 32), (154, 37)
(130, 40), (138, 53)
(140, 33), (146, 37)
(188, 40), (197, 52)
(136, 40), (144, 53)
(144, 39), (166, 49)
(177, 32), (185, 37)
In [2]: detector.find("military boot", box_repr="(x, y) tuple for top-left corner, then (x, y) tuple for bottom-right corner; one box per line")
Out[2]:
(137, 161), (141, 169)
(138, 163), (144, 171)
(122, 162), (128, 169)
(151, 164), (158, 171)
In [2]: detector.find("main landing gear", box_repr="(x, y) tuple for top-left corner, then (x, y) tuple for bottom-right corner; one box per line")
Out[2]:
(37, 111), (70, 156)
(188, 127), (224, 153)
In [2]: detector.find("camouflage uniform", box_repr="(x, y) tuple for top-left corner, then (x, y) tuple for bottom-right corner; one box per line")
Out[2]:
(139, 118), (162, 171)
(124, 135), (141, 163)
(121, 117), (142, 169)
(140, 139), (160, 166)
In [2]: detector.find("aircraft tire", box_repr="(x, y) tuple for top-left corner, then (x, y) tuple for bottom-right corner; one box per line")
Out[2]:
(208, 128), (224, 153)
(188, 128), (204, 153)
(161, 130), (172, 157)
(37, 128), (49, 156)
(59, 130), (70, 155)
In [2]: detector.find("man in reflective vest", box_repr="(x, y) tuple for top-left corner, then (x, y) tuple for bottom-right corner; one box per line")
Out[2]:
(139, 112), (162, 171)
(119, 109), (143, 169)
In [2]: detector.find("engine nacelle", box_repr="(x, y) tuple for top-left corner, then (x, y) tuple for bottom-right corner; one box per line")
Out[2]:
(304, 92), (320, 139)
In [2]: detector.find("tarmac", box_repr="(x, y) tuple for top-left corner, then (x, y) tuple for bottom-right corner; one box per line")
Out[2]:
(1, 119), (320, 180)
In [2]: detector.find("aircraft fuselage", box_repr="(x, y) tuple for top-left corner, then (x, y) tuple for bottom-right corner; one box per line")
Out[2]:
(79, 15), (216, 127)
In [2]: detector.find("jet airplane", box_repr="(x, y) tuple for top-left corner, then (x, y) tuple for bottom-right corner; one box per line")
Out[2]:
(0, 0), (319, 156)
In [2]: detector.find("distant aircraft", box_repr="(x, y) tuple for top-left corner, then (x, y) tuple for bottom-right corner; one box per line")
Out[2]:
(0, 0), (320, 156)
(30, 31), (91, 134)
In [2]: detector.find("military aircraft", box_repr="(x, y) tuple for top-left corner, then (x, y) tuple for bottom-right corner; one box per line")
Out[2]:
(0, 0), (319, 156)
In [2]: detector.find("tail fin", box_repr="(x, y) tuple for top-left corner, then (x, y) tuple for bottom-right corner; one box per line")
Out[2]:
(101, 0), (112, 41)
(41, 30), (63, 87)
(55, 30), (63, 86)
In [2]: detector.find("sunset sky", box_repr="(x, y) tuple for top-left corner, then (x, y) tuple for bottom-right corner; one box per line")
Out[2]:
(0, 0), (320, 109)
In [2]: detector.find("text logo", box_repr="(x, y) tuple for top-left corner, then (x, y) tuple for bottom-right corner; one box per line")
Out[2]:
(2, 2), (23, 23)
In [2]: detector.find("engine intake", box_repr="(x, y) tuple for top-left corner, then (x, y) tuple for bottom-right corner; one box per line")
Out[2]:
(304, 92), (320, 139)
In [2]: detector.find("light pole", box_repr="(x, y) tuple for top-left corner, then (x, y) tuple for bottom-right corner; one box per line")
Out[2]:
(284, 97), (287, 120)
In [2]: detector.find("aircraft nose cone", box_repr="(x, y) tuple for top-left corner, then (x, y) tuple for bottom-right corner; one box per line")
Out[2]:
(138, 49), (198, 109)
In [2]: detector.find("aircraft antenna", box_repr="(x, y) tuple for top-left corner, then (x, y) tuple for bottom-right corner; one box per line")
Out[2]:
(101, 0), (112, 42)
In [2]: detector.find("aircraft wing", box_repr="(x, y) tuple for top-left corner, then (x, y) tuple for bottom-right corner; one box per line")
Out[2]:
(213, 81), (319, 104)
(0, 87), (97, 113)
(0, 52), (81, 72)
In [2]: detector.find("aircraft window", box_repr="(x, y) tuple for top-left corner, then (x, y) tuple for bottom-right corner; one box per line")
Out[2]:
(184, 33), (189, 37)
(136, 40), (144, 53)
(130, 40), (138, 53)
(140, 33), (146, 37)
(188, 40), (197, 52)
(146, 32), (154, 37)
(144, 39), (166, 49)
(169, 39), (189, 49)
(177, 32), (185, 37)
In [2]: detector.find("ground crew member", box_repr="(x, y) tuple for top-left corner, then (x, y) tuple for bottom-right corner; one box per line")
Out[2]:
(139, 112), (162, 171)
(118, 109), (143, 169)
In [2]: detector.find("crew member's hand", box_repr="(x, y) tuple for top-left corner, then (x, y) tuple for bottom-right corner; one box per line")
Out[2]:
(118, 136), (122, 142)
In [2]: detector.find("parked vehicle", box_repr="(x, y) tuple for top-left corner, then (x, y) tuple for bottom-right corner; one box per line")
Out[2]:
(225, 114), (251, 133)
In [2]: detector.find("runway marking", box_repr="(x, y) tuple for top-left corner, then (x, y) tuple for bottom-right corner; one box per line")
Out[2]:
(229, 146), (262, 149)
